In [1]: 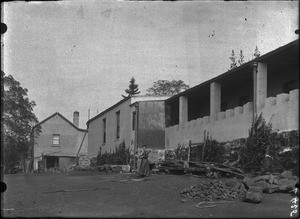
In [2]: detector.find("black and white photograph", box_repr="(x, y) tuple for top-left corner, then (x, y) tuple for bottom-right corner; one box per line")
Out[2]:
(1, 0), (299, 218)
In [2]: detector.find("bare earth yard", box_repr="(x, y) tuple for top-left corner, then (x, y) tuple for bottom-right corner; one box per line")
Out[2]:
(2, 171), (297, 218)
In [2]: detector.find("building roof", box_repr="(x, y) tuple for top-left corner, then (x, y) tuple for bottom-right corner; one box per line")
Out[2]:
(33, 112), (87, 132)
(166, 39), (299, 103)
(86, 96), (131, 125)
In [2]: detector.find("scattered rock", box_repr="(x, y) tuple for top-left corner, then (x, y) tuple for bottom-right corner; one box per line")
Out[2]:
(279, 179), (297, 192)
(253, 180), (269, 190)
(264, 184), (280, 194)
(244, 191), (262, 203)
(181, 198), (187, 203)
(248, 186), (263, 193)
(274, 178), (283, 186)
(238, 183), (247, 193)
(280, 171), (293, 179)
(122, 165), (131, 173)
(252, 175), (270, 182)
(268, 174), (276, 184)
(243, 177), (254, 187)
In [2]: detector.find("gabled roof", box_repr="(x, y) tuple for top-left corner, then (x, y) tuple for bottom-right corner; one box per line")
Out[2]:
(34, 112), (87, 132)
(86, 96), (131, 125)
(166, 39), (299, 102)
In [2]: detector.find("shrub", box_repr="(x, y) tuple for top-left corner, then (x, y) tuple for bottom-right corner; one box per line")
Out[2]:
(97, 140), (130, 166)
(203, 137), (226, 163)
(174, 144), (189, 160)
(241, 114), (274, 172)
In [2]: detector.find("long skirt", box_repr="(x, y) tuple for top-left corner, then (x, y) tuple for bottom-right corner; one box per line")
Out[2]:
(138, 158), (150, 177)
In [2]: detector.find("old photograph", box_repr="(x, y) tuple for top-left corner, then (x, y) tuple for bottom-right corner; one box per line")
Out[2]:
(1, 0), (299, 218)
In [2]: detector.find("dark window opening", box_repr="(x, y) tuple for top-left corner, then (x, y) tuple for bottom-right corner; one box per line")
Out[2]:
(103, 118), (106, 144)
(132, 111), (136, 130)
(284, 80), (299, 93)
(116, 111), (120, 139)
(239, 95), (250, 106)
(46, 156), (59, 169)
(221, 102), (228, 112)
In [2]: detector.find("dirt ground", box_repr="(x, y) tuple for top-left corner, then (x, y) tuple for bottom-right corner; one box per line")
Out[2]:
(2, 171), (297, 218)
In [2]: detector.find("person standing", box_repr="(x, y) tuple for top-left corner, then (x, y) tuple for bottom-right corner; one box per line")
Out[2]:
(138, 146), (150, 177)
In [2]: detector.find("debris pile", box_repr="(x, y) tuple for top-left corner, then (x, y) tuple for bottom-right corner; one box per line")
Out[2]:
(158, 160), (186, 173)
(181, 179), (246, 202)
(243, 170), (298, 194)
(78, 156), (91, 167)
(97, 164), (131, 173)
(241, 170), (299, 203)
(158, 159), (245, 177)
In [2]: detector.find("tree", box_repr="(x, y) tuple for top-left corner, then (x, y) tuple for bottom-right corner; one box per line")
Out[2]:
(229, 49), (237, 69)
(254, 46), (261, 59)
(146, 79), (189, 96)
(122, 77), (140, 98)
(2, 71), (41, 173)
(238, 50), (245, 66)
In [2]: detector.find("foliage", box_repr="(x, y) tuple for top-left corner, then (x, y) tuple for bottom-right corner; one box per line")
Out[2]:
(203, 136), (226, 163)
(238, 50), (244, 66)
(240, 114), (274, 172)
(229, 49), (237, 69)
(2, 71), (41, 173)
(188, 135), (225, 163)
(174, 144), (189, 160)
(122, 77), (140, 98)
(97, 141), (130, 165)
(254, 46), (261, 59)
(146, 79), (189, 96)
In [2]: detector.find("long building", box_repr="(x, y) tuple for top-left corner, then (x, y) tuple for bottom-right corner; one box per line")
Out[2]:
(165, 39), (299, 149)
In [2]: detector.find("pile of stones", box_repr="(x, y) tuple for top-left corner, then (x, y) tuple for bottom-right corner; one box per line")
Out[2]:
(242, 170), (298, 203)
(180, 179), (246, 202)
(97, 164), (131, 173)
(78, 156), (91, 167)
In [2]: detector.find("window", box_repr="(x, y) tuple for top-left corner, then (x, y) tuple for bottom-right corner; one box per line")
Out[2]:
(132, 111), (136, 130)
(103, 118), (106, 144)
(116, 111), (120, 139)
(52, 134), (60, 145)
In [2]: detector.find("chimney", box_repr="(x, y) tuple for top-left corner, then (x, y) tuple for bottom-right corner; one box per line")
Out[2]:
(73, 111), (79, 127)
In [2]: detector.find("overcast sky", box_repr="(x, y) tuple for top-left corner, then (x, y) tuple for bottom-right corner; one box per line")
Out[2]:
(3, 0), (299, 128)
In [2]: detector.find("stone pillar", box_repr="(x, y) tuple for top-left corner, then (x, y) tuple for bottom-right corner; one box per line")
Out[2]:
(251, 62), (258, 118)
(210, 82), (221, 115)
(256, 62), (268, 109)
(179, 96), (188, 124)
(252, 62), (267, 116)
(251, 62), (267, 119)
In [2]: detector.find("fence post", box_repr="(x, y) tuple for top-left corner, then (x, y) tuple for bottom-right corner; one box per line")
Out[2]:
(201, 131), (206, 161)
(188, 140), (191, 162)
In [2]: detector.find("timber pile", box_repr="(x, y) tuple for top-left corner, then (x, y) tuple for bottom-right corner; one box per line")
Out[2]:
(158, 160), (185, 173)
(158, 159), (245, 177)
(181, 179), (246, 202)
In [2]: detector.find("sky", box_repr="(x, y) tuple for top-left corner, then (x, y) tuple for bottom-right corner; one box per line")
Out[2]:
(2, 0), (299, 129)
